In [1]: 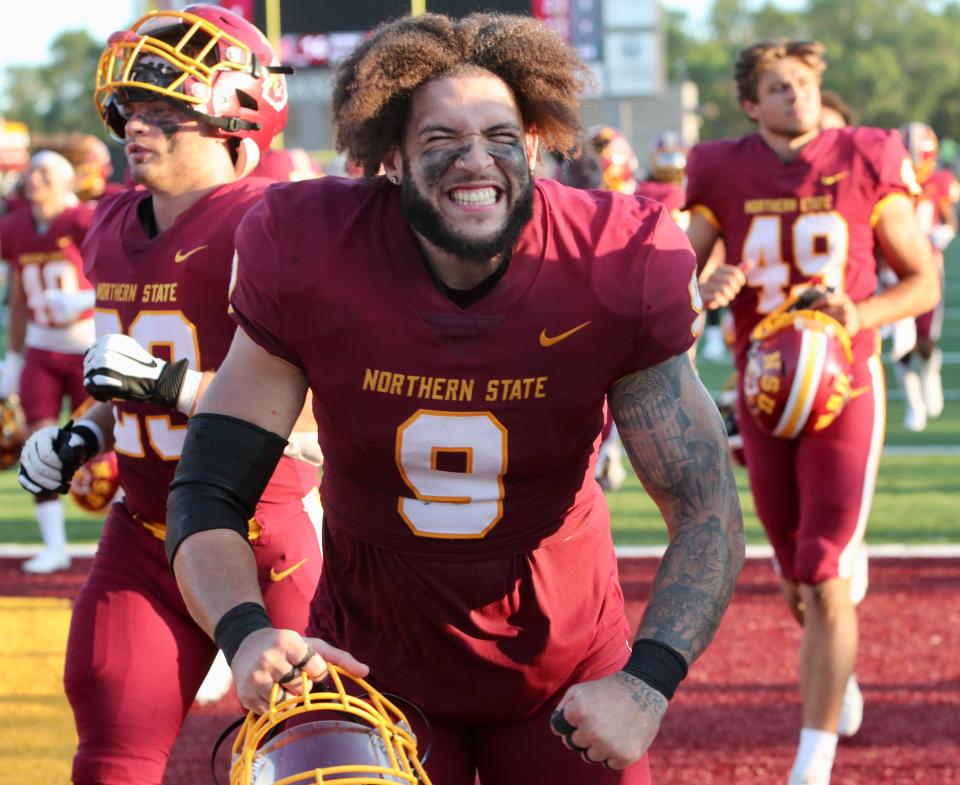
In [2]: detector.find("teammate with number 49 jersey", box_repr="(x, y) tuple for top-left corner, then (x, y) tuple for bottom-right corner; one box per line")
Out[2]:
(686, 125), (916, 368)
(687, 39), (937, 785)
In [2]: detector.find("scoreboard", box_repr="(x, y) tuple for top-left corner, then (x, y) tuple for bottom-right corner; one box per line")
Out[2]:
(252, 1), (535, 34)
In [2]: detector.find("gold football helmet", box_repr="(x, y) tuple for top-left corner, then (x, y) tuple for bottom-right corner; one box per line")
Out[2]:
(230, 665), (432, 785)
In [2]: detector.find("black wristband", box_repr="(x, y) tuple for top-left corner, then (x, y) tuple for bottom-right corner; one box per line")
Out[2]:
(213, 602), (272, 665)
(69, 424), (100, 459)
(621, 638), (689, 700)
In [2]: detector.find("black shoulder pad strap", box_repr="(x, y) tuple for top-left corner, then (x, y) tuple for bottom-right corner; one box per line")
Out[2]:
(166, 413), (287, 566)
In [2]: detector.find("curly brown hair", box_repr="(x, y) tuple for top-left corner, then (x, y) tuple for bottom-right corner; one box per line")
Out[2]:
(332, 13), (592, 176)
(734, 39), (826, 104)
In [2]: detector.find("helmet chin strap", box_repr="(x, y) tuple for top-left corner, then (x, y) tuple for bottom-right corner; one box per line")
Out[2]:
(234, 138), (261, 177)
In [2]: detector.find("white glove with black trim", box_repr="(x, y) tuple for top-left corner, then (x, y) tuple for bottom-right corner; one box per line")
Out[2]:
(19, 420), (100, 495)
(83, 334), (200, 413)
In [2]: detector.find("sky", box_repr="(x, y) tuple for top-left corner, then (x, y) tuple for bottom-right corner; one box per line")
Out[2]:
(0, 1), (815, 78)
(0, 1), (139, 74)
(0, 0), (825, 97)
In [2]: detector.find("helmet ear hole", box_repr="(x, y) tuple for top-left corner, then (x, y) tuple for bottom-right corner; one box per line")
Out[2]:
(236, 89), (258, 110)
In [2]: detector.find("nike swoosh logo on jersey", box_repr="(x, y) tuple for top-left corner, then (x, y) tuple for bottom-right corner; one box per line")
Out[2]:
(269, 557), (308, 582)
(539, 320), (592, 347)
(174, 244), (208, 263)
(820, 171), (849, 186)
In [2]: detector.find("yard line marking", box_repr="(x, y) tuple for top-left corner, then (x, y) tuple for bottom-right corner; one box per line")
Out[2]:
(4, 543), (960, 558)
(882, 445), (960, 456)
(883, 389), (960, 400)
(882, 353), (960, 364)
(613, 544), (960, 558)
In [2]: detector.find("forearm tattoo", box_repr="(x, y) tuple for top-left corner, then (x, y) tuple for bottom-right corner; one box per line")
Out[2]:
(610, 354), (745, 662)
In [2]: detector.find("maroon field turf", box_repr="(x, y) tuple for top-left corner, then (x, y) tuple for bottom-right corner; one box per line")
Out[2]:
(2, 555), (957, 785)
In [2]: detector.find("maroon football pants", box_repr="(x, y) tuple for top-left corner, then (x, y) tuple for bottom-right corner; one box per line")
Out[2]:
(64, 496), (322, 785)
(410, 694), (651, 785)
(20, 346), (86, 425)
(738, 354), (885, 585)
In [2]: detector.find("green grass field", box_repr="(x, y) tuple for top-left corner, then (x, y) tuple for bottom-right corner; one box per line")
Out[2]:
(1, 245), (958, 547)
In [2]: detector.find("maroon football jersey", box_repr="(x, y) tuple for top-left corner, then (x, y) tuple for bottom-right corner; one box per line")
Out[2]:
(231, 176), (698, 717)
(685, 127), (915, 366)
(918, 168), (959, 237)
(232, 176), (700, 559)
(1, 202), (95, 327)
(82, 179), (274, 523)
(634, 179), (685, 216)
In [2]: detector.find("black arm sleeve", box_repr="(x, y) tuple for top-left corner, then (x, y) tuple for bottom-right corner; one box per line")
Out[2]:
(165, 413), (288, 567)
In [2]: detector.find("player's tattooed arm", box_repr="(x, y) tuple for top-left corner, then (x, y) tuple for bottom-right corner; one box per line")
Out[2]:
(609, 353), (745, 664)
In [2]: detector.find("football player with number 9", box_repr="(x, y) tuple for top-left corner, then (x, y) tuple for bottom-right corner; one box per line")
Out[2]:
(685, 40), (938, 785)
(166, 13), (745, 785)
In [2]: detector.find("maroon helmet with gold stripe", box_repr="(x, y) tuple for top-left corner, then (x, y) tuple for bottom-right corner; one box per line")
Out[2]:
(743, 294), (854, 438)
(94, 4), (290, 172)
(69, 451), (121, 513)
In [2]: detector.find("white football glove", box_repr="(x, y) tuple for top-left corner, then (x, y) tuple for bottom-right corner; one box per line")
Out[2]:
(930, 224), (956, 252)
(83, 334), (201, 413)
(43, 289), (96, 325)
(0, 352), (24, 399)
(18, 420), (101, 495)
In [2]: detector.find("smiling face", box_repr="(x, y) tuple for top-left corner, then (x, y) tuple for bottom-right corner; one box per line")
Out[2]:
(385, 71), (539, 265)
(743, 56), (822, 139)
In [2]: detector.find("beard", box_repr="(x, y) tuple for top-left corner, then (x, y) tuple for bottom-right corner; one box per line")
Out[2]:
(400, 158), (535, 264)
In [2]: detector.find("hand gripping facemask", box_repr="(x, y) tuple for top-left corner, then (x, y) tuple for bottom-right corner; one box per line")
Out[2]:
(230, 665), (433, 785)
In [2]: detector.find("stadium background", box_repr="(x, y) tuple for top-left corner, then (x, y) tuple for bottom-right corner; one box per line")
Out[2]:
(0, 0), (958, 783)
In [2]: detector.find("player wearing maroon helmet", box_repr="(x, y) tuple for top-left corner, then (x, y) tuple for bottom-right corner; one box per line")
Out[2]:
(686, 40), (937, 785)
(1, 150), (95, 574)
(16, 7), (322, 785)
(893, 123), (958, 431)
(635, 131), (688, 229)
(165, 13), (744, 785)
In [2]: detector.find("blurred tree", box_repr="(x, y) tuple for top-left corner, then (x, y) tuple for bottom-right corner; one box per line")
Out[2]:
(666, 0), (960, 142)
(2, 30), (105, 139)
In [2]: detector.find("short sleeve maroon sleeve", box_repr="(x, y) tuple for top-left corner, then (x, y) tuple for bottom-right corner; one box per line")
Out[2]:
(861, 128), (916, 203)
(683, 141), (724, 229)
(230, 196), (301, 368)
(631, 207), (701, 369)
